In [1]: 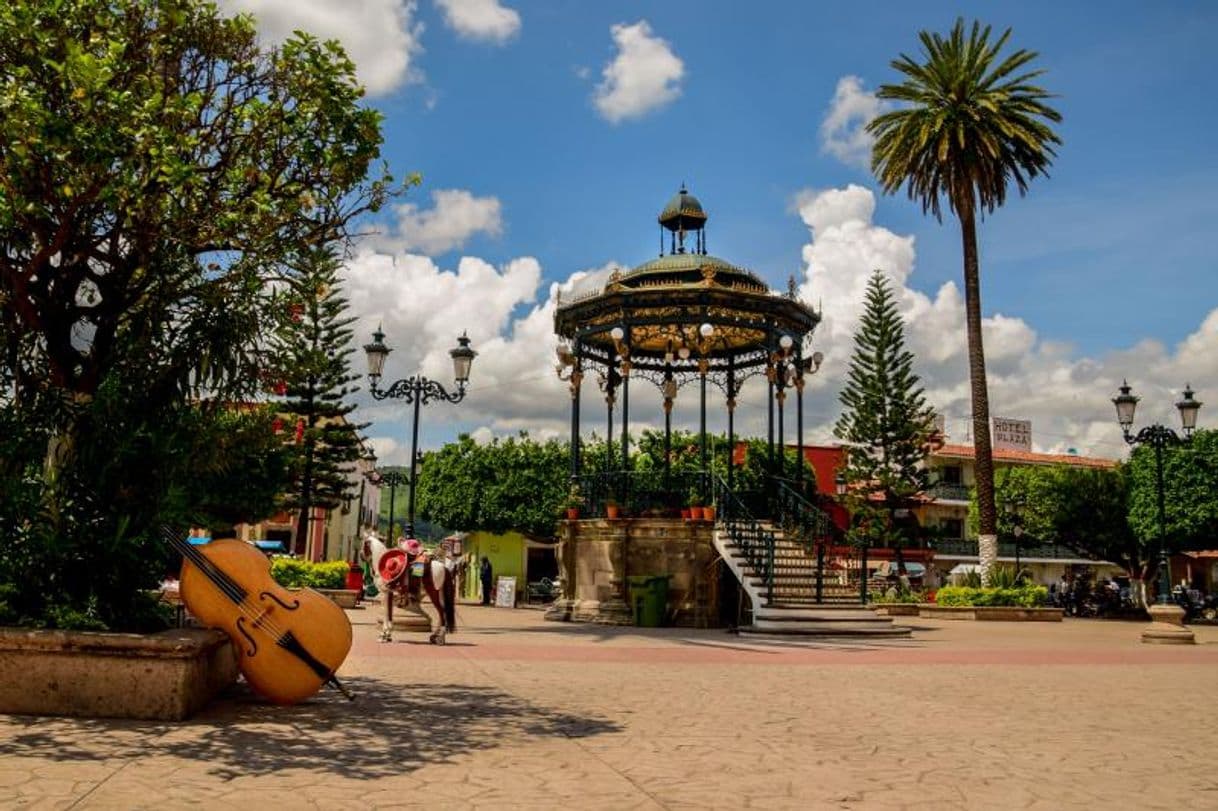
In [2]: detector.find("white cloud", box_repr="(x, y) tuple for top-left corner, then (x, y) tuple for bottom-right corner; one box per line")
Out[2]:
(820, 75), (887, 170)
(434, 0), (520, 43)
(218, 0), (423, 96)
(345, 182), (1218, 466)
(793, 184), (1218, 458)
(593, 21), (684, 123)
(374, 189), (504, 256)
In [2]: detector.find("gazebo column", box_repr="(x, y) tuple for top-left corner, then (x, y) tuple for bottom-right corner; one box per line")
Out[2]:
(795, 352), (805, 488)
(620, 361), (630, 494)
(604, 360), (616, 477)
(776, 383), (786, 479)
(726, 360), (737, 493)
(662, 369), (675, 493)
(767, 365), (776, 475)
(699, 358), (709, 479)
(569, 342), (583, 481)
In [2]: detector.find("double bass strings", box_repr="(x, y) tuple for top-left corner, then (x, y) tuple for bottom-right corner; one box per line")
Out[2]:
(165, 531), (302, 656)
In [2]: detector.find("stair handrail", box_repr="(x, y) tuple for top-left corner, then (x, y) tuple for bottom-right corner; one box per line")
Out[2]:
(711, 472), (776, 605)
(770, 476), (834, 553)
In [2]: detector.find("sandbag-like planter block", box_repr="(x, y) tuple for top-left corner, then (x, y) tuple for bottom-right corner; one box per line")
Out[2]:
(0, 627), (238, 720)
(918, 605), (1063, 621)
(316, 588), (361, 609)
(871, 603), (920, 616)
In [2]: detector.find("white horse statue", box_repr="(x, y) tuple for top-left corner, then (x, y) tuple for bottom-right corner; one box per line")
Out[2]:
(361, 532), (459, 644)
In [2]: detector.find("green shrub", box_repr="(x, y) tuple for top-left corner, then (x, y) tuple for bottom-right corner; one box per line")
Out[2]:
(935, 584), (1048, 608)
(270, 558), (349, 590)
(871, 588), (924, 604)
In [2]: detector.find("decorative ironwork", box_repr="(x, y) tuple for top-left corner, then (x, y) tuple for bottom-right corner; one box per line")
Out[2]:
(369, 376), (466, 406)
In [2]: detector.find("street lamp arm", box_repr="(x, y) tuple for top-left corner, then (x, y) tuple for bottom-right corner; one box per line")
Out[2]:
(1124, 423), (1183, 449)
(369, 375), (468, 405)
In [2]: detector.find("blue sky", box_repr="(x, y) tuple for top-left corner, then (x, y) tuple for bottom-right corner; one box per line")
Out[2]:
(224, 0), (1218, 460)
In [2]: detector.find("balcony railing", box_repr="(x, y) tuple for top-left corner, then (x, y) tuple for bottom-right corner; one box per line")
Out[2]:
(932, 538), (1090, 560)
(928, 482), (971, 502)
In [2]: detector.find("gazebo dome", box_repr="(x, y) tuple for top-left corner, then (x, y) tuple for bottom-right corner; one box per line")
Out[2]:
(658, 185), (707, 233)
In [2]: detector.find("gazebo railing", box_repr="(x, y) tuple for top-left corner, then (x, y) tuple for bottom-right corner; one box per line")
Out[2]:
(574, 469), (710, 517)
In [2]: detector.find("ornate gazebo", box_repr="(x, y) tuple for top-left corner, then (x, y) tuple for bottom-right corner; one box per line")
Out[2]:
(554, 186), (822, 506)
(547, 188), (834, 626)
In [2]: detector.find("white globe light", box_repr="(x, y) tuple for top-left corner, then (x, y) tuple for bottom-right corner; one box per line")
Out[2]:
(610, 326), (624, 341)
(699, 323), (714, 337)
(779, 335), (793, 350)
(678, 347), (691, 360)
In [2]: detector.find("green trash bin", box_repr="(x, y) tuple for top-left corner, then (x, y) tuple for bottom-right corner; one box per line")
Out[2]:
(627, 575), (670, 627)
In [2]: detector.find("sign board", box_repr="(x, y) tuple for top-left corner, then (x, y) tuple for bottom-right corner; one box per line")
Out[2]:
(495, 576), (517, 608)
(992, 417), (1032, 451)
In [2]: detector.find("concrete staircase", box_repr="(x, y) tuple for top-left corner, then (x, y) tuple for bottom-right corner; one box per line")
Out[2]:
(714, 525), (910, 639)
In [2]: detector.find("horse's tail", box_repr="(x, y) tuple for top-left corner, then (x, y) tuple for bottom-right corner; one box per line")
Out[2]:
(443, 569), (457, 632)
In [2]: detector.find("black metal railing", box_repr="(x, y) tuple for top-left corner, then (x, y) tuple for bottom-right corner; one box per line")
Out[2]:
(574, 469), (709, 517)
(771, 477), (834, 552)
(928, 482), (971, 502)
(933, 538), (1088, 560)
(712, 473), (776, 605)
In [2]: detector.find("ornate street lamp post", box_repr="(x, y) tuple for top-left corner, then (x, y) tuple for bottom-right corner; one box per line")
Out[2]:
(378, 469), (408, 539)
(1004, 495), (1025, 581)
(1112, 380), (1202, 644)
(365, 327), (476, 539)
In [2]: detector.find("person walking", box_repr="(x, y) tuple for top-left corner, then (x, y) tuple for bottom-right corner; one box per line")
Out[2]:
(480, 556), (494, 606)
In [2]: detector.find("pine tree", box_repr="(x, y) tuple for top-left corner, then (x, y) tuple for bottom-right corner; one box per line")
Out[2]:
(273, 246), (367, 556)
(834, 271), (935, 549)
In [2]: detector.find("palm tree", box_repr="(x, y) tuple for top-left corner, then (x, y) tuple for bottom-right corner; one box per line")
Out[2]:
(867, 19), (1061, 583)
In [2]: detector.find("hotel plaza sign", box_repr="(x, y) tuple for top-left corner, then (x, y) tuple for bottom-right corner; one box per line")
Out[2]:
(992, 417), (1032, 452)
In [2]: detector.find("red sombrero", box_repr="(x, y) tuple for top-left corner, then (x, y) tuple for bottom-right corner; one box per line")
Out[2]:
(377, 548), (408, 584)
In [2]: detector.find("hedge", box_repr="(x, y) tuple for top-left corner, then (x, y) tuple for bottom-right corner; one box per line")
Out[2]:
(269, 558), (350, 590)
(935, 584), (1048, 608)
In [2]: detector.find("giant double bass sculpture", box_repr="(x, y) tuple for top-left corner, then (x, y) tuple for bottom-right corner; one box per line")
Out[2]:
(165, 529), (354, 704)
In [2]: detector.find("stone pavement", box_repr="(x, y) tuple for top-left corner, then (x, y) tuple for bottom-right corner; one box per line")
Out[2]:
(3, 604), (1218, 810)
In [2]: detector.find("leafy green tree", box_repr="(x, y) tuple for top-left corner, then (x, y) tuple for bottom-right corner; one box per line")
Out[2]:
(835, 271), (935, 548)
(0, 0), (390, 488)
(415, 434), (571, 540)
(1128, 428), (1218, 556)
(271, 246), (366, 554)
(0, 0), (392, 628)
(974, 464), (1147, 603)
(869, 18), (1062, 582)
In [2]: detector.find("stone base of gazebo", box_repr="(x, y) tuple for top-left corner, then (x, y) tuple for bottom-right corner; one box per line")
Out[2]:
(548, 518), (721, 628)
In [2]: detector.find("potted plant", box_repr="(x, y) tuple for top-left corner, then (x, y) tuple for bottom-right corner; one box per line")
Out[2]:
(687, 491), (704, 522)
(605, 491), (621, 520)
(562, 487), (583, 520)
(702, 501), (717, 522)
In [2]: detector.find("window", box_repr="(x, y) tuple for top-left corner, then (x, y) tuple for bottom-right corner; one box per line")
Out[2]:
(940, 466), (963, 485)
(941, 519), (964, 540)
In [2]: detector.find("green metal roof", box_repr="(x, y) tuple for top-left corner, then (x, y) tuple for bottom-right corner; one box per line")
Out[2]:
(658, 186), (707, 228)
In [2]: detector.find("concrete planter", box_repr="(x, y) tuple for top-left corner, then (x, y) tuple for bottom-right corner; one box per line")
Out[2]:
(918, 605), (1063, 622)
(316, 588), (361, 609)
(871, 602), (920, 616)
(0, 627), (238, 720)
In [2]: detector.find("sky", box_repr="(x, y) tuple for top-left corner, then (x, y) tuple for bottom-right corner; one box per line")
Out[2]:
(219, 0), (1218, 464)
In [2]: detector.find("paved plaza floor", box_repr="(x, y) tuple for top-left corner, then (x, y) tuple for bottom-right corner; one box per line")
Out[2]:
(3, 604), (1218, 810)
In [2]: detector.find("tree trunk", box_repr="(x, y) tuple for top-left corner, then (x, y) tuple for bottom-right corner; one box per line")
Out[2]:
(957, 201), (998, 585)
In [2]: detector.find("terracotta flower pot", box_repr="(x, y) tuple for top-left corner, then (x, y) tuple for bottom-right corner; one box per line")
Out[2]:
(680, 508), (691, 520)
(606, 505), (621, 520)
(689, 506), (704, 521)
(566, 508), (580, 520)
(702, 505), (716, 522)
